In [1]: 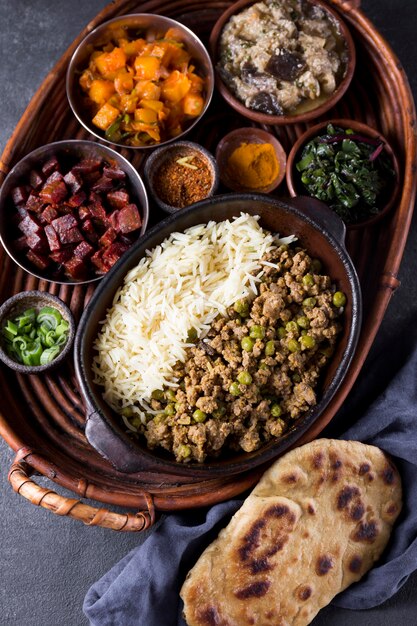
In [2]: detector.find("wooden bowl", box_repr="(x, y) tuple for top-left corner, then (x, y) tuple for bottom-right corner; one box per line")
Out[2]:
(144, 141), (219, 213)
(66, 13), (214, 150)
(0, 140), (149, 285)
(74, 194), (362, 477)
(215, 127), (287, 193)
(286, 119), (400, 229)
(209, 0), (356, 126)
(0, 291), (75, 374)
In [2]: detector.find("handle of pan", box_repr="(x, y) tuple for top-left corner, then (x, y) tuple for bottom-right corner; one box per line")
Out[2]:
(8, 450), (156, 532)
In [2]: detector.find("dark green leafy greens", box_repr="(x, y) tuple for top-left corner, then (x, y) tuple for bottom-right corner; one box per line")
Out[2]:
(2, 306), (69, 366)
(296, 124), (396, 224)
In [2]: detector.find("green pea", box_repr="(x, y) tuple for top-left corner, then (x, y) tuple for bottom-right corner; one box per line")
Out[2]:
(277, 326), (286, 339)
(292, 373), (301, 383)
(302, 273), (314, 287)
(241, 336), (255, 352)
(271, 403), (282, 417)
(164, 403), (176, 416)
(229, 382), (241, 396)
(265, 340), (275, 356)
(333, 291), (347, 307)
(166, 389), (177, 402)
(303, 297), (317, 308)
(320, 345), (334, 357)
(187, 327), (198, 342)
(300, 335), (316, 349)
(178, 444), (191, 458)
(212, 405), (226, 419)
(121, 406), (134, 418)
(131, 416), (142, 428)
(285, 321), (298, 334)
(250, 325), (265, 339)
(288, 339), (301, 353)
(233, 299), (249, 317)
(237, 371), (252, 385)
(259, 361), (269, 371)
(311, 258), (322, 273)
(151, 389), (165, 401)
(193, 409), (207, 423)
(296, 316), (309, 329)
(153, 413), (166, 425)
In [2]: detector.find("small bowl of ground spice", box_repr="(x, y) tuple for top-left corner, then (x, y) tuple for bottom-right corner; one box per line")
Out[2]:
(215, 127), (286, 193)
(144, 141), (219, 213)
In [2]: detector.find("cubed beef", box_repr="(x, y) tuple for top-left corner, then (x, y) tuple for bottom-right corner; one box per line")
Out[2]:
(118, 203), (142, 234)
(71, 158), (102, 175)
(63, 256), (87, 279)
(29, 169), (44, 190)
(51, 214), (78, 236)
(44, 225), (61, 252)
(103, 166), (126, 181)
(25, 192), (45, 213)
(88, 193), (107, 224)
(73, 240), (94, 260)
(63, 170), (83, 194)
(41, 155), (60, 177)
(107, 190), (130, 210)
(107, 210), (120, 231)
(99, 227), (117, 248)
(40, 206), (58, 224)
(39, 171), (68, 205)
(91, 175), (114, 194)
(67, 190), (87, 208)
(78, 205), (91, 221)
(91, 249), (109, 273)
(11, 185), (29, 206)
(102, 241), (129, 269)
(81, 219), (98, 243)
(26, 232), (48, 253)
(59, 226), (84, 245)
(18, 214), (42, 236)
(26, 250), (50, 270)
(50, 248), (74, 264)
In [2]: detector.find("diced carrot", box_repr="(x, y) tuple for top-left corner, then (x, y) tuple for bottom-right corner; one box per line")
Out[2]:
(92, 102), (120, 131)
(95, 47), (127, 79)
(169, 47), (191, 71)
(135, 80), (161, 100)
(161, 70), (191, 103)
(88, 79), (116, 105)
(119, 38), (146, 57)
(134, 56), (161, 80)
(134, 108), (158, 125)
(119, 93), (138, 114)
(139, 99), (165, 113)
(114, 71), (134, 95)
(182, 92), (205, 117)
(163, 27), (184, 42)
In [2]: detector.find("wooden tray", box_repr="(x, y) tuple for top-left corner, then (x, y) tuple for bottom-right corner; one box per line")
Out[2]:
(0, 0), (416, 531)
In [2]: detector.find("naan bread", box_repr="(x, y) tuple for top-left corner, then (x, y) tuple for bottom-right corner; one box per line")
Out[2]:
(180, 439), (402, 626)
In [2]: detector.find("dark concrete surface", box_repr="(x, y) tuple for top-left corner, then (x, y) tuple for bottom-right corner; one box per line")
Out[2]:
(0, 1), (416, 625)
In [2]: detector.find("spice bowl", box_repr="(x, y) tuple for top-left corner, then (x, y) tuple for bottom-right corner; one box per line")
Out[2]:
(0, 291), (75, 374)
(144, 141), (219, 213)
(216, 127), (287, 193)
(286, 119), (400, 229)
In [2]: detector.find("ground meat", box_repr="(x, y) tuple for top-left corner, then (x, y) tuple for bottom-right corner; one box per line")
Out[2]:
(132, 241), (345, 463)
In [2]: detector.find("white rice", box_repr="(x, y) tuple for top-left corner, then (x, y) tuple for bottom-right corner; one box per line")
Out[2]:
(92, 213), (293, 417)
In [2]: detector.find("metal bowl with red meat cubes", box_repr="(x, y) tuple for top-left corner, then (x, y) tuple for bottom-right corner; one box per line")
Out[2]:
(0, 140), (149, 284)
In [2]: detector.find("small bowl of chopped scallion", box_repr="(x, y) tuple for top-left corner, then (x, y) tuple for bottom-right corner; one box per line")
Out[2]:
(286, 119), (399, 228)
(0, 291), (75, 373)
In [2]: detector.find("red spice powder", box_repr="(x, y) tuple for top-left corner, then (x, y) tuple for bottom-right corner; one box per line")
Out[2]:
(154, 151), (213, 209)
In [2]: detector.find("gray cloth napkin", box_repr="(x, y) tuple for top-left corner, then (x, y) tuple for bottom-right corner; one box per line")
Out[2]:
(83, 323), (417, 625)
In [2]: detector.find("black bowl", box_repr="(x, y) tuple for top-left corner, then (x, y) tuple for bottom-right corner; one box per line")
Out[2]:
(74, 194), (362, 476)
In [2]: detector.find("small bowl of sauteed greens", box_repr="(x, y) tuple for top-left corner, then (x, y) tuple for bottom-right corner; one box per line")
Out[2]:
(0, 291), (75, 374)
(286, 119), (399, 228)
